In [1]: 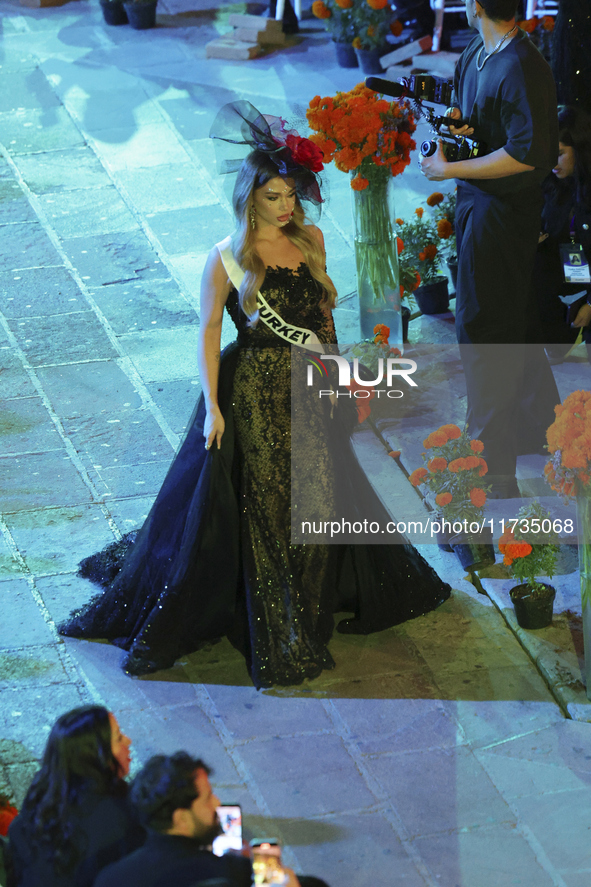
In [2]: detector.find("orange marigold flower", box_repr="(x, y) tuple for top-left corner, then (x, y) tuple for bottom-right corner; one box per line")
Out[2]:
(335, 0), (353, 7)
(463, 455), (480, 469)
(439, 424), (461, 440)
(437, 219), (454, 239)
(423, 243), (438, 261)
(428, 457), (447, 472)
(312, 0), (331, 18)
(469, 487), (486, 508)
(435, 492), (453, 507)
(448, 458), (467, 472)
(504, 542), (533, 564)
(410, 467), (428, 486)
(388, 450), (401, 458)
(427, 192), (444, 207)
(350, 173), (369, 191)
(477, 457), (488, 476)
(542, 14), (554, 31)
(470, 439), (485, 453)
(519, 17), (536, 32)
(390, 19), (403, 36)
(418, 251), (425, 261)
(352, 36), (362, 49)
(366, 0), (388, 8)
(397, 237), (404, 254)
(396, 217), (404, 224)
(498, 529), (515, 553)
(415, 207), (424, 218)
(423, 430), (447, 449)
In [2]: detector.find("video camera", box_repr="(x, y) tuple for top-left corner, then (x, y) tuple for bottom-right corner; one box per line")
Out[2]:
(365, 75), (488, 163)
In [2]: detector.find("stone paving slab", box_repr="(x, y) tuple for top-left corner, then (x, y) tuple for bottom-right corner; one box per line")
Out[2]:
(0, 266), (86, 317)
(14, 146), (112, 193)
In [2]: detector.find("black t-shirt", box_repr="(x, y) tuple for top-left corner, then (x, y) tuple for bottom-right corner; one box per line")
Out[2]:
(453, 29), (557, 195)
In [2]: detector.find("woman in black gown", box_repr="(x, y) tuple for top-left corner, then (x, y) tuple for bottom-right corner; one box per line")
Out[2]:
(59, 103), (450, 689)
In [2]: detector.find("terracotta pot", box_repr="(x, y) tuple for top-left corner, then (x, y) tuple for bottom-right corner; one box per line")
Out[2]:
(510, 583), (555, 630)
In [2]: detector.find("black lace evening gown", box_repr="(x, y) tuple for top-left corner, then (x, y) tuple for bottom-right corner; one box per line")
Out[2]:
(59, 264), (450, 688)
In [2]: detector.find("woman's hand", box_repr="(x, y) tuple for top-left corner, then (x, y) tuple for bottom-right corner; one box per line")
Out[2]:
(204, 406), (225, 450)
(572, 302), (591, 328)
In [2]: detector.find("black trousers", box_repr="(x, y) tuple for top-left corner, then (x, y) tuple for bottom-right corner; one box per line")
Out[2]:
(455, 182), (560, 484)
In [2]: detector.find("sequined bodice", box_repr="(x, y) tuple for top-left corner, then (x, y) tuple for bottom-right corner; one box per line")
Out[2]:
(225, 264), (337, 347)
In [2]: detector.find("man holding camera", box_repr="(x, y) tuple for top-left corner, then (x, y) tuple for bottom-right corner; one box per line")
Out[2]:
(419, 0), (558, 496)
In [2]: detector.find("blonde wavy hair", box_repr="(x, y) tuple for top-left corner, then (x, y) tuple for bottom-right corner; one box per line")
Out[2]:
(231, 150), (337, 324)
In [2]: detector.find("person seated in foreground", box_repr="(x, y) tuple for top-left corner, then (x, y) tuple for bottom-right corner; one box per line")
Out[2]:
(8, 706), (144, 887)
(94, 752), (329, 887)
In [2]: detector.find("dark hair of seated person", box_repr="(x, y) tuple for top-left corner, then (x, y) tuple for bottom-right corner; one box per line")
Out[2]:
(130, 752), (210, 832)
(544, 105), (591, 216)
(8, 705), (142, 886)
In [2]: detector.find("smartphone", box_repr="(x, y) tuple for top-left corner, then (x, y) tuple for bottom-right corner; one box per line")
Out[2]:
(250, 839), (284, 885)
(212, 805), (242, 857)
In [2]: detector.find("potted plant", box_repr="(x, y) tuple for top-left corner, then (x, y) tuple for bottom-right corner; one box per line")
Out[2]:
(410, 423), (493, 568)
(307, 85), (416, 340)
(428, 190), (458, 293)
(99, 0), (128, 25)
(122, 0), (158, 30)
(545, 388), (591, 697)
(312, 0), (358, 67)
(396, 207), (449, 315)
(350, 0), (396, 74)
(499, 501), (559, 629)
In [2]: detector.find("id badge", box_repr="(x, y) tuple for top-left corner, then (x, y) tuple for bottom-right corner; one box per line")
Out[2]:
(560, 243), (591, 283)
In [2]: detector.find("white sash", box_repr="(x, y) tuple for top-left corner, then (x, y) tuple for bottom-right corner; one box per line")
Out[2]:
(216, 236), (323, 350)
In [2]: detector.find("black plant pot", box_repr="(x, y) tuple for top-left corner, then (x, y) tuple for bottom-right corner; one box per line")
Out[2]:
(123, 0), (157, 29)
(100, 0), (128, 24)
(510, 583), (555, 630)
(401, 304), (411, 342)
(354, 47), (385, 74)
(450, 529), (495, 572)
(333, 40), (358, 68)
(414, 276), (449, 315)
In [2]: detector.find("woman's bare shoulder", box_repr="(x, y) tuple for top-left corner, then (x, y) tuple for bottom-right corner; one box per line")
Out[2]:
(306, 224), (325, 248)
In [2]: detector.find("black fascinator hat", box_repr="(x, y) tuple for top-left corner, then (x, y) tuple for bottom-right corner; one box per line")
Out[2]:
(210, 101), (325, 208)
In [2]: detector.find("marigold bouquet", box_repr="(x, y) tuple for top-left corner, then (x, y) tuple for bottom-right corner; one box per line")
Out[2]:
(544, 389), (591, 500)
(307, 84), (416, 313)
(499, 502), (559, 592)
(307, 84), (416, 185)
(409, 423), (490, 522)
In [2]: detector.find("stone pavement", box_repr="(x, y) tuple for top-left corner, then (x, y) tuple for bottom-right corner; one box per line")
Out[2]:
(0, 1), (590, 884)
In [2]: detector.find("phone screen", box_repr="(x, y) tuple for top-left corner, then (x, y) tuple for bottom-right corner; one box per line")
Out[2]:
(251, 841), (283, 885)
(212, 805), (242, 857)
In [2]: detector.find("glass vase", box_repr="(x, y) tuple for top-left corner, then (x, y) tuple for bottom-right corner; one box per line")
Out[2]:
(576, 494), (591, 700)
(350, 164), (401, 343)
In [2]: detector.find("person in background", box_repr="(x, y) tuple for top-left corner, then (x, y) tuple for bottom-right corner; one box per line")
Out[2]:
(8, 706), (143, 887)
(534, 105), (591, 359)
(95, 752), (329, 887)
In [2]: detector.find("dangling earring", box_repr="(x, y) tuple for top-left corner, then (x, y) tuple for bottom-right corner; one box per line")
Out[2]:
(250, 207), (256, 230)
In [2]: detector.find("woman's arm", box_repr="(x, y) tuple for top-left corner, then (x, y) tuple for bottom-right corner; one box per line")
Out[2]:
(197, 248), (231, 450)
